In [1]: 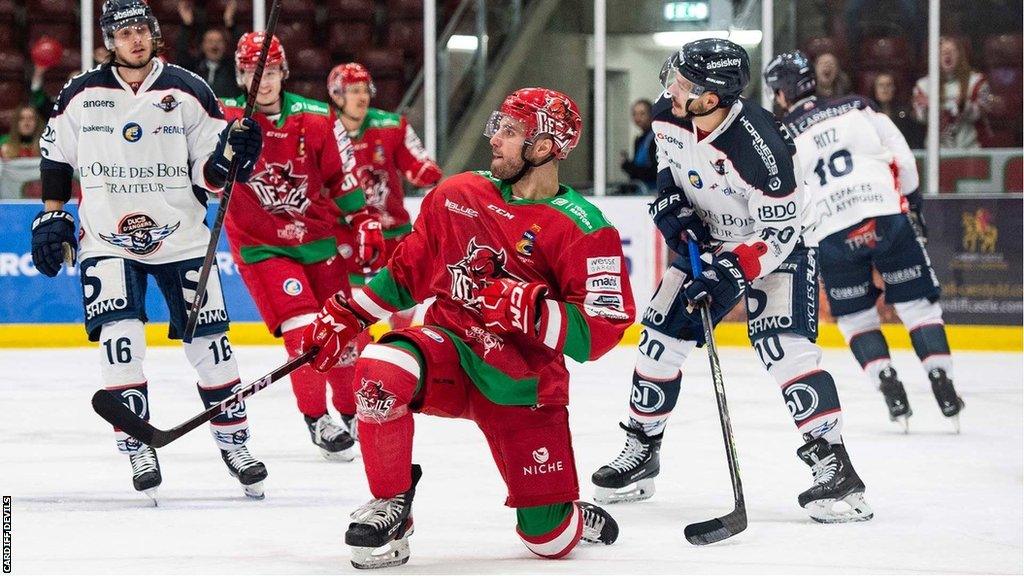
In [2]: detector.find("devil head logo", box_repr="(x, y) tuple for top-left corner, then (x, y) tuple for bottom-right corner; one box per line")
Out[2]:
(446, 237), (517, 310)
(250, 161), (311, 216)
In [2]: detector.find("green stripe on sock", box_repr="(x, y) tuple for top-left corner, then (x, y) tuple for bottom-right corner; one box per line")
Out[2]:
(516, 502), (574, 537)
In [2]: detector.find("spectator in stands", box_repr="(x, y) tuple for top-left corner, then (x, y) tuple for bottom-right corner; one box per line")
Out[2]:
(814, 52), (850, 99)
(619, 98), (657, 193)
(28, 65), (56, 121)
(176, 0), (243, 98)
(0, 106), (43, 159)
(872, 72), (924, 149)
(912, 36), (994, 148)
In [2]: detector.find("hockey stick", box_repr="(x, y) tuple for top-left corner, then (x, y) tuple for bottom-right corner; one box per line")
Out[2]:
(683, 240), (747, 545)
(183, 0), (284, 342)
(91, 347), (317, 449)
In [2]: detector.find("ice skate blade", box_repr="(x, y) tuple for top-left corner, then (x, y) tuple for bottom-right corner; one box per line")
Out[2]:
(242, 481), (265, 500)
(142, 487), (159, 506)
(894, 415), (910, 434)
(319, 446), (356, 462)
(594, 479), (655, 504)
(350, 536), (411, 570)
(805, 492), (873, 523)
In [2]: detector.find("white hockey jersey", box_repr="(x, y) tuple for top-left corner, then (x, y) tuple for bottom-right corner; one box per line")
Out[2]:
(40, 59), (227, 264)
(652, 96), (810, 281)
(781, 95), (919, 242)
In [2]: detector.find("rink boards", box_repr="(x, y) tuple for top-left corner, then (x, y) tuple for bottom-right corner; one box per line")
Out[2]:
(1, 196), (1020, 350)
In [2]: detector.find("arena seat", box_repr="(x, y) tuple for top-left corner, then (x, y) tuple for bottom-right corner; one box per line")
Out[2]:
(0, 23), (14, 50)
(803, 36), (847, 63)
(327, 21), (374, 61)
(373, 77), (404, 110)
(324, 0), (377, 22)
(388, 0), (424, 20)
(983, 34), (1023, 68)
(0, 80), (25, 110)
(860, 36), (913, 72)
(357, 47), (405, 79)
(27, 0), (77, 23)
(207, 0), (254, 26)
(288, 79), (326, 101)
(0, 51), (26, 82)
(28, 23), (76, 47)
(276, 21), (314, 52)
(386, 19), (423, 59)
(289, 46), (331, 80)
(0, 0), (16, 24)
(280, 0), (317, 21)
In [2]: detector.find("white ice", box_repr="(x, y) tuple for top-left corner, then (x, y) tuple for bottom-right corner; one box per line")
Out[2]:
(1, 345), (1021, 574)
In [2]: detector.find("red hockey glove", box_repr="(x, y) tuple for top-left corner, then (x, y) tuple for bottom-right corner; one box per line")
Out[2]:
(405, 161), (443, 188)
(479, 279), (548, 336)
(349, 209), (385, 271)
(302, 293), (370, 372)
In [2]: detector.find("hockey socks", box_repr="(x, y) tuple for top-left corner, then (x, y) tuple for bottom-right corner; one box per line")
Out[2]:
(783, 370), (843, 444)
(355, 341), (423, 498)
(848, 329), (893, 385)
(110, 382), (151, 454)
(628, 369), (681, 437)
(516, 503), (583, 558)
(196, 378), (251, 450)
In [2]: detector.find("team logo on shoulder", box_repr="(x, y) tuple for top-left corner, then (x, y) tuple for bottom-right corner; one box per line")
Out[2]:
(99, 213), (180, 256)
(250, 161), (311, 216)
(355, 378), (398, 423)
(515, 224), (541, 257)
(710, 158), (727, 175)
(153, 94), (180, 112)
(282, 278), (303, 296)
(687, 170), (703, 189)
(122, 122), (142, 142)
(447, 237), (521, 311)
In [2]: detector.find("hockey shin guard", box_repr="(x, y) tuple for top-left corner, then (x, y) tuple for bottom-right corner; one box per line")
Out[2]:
(516, 502), (582, 559)
(758, 334), (844, 444)
(283, 327), (330, 417)
(630, 328), (695, 436)
(99, 320), (149, 454)
(184, 332), (249, 450)
(354, 343), (422, 498)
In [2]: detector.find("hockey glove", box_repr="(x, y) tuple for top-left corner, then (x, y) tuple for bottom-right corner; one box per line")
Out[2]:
(205, 118), (263, 187)
(904, 189), (928, 244)
(683, 252), (747, 306)
(349, 209), (385, 271)
(302, 293), (371, 373)
(405, 161), (443, 188)
(649, 186), (711, 253)
(479, 279), (548, 336)
(30, 210), (76, 277)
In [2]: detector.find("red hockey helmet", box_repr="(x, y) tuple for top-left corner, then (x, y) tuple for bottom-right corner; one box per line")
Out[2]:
(484, 87), (582, 160)
(328, 62), (377, 99)
(235, 32), (288, 85)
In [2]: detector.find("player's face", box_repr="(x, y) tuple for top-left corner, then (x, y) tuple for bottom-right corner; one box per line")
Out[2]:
(668, 72), (716, 118)
(112, 24), (155, 67)
(240, 67), (284, 106)
(343, 83), (372, 119)
(488, 116), (527, 180)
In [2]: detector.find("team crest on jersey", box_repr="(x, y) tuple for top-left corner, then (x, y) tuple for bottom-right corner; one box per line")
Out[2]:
(710, 158), (728, 175)
(464, 325), (504, 356)
(153, 95), (180, 112)
(447, 237), (520, 310)
(687, 170), (703, 189)
(359, 166), (391, 210)
(355, 378), (398, 422)
(99, 213), (180, 256)
(250, 161), (311, 216)
(122, 122), (142, 142)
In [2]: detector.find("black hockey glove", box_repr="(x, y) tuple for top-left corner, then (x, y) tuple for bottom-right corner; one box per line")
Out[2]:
(31, 210), (77, 277)
(205, 118), (263, 187)
(904, 189), (927, 244)
(684, 251), (747, 306)
(649, 186), (711, 253)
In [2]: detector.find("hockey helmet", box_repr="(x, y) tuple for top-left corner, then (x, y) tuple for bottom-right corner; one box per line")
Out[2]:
(328, 63), (377, 99)
(235, 32), (288, 85)
(661, 38), (750, 107)
(99, 0), (162, 52)
(484, 87), (582, 161)
(764, 50), (816, 103)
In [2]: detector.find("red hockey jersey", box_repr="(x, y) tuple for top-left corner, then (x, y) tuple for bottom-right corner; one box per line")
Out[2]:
(344, 108), (441, 239)
(223, 92), (365, 265)
(348, 171), (635, 407)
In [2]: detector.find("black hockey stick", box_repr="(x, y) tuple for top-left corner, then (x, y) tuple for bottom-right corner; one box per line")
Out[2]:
(683, 240), (747, 545)
(91, 347), (317, 449)
(183, 0), (284, 342)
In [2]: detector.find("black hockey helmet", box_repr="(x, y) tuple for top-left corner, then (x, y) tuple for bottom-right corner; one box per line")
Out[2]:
(661, 38), (751, 107)
(764, 50), (816, 103)
(99, 0), (162, 52)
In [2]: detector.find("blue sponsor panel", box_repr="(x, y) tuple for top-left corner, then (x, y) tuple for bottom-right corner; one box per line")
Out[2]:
(0, 202), (260, 324)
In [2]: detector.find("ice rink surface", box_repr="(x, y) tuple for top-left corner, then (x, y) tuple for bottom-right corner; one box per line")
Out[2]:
(1, 344), (1021, 574)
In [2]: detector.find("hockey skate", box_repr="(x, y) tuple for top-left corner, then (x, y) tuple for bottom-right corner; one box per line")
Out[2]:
(797, 437), (873, 523)
(129, 445), (161, 505)
(577, 501), (619, 545)
(221, 445), (268, 499)
(341, 413), (359, 442)
(304, 413), (356, 462)
(592, 422), (662, 504)
(346, 464), (422, 570)
(878, 367), (912, 432)
(928, 368), (964, 432)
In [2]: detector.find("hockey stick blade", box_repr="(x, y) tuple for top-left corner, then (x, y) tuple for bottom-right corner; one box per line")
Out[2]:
(684, 508), (747, 545)
(91, 347), (317, 448)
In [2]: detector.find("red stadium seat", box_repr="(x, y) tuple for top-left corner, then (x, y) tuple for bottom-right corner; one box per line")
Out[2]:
(327, 21), (374, 61)
(207, 0), (254, 26)
(0, 0), (16, 24)
(373, 77), (404, 110)
(0, 51), (26, 82)
(860, 36), (913, 72)
(276, 21), (314, 52)
(289, 46), (331, 80)
(386, 20), (423, 58)
(0, 81), (25, 109)
(28, 23), (77, 47)
(357, 48), (405, 79)
(387, 0), (423, 20)
(0, 23), (14, 50)
(54, 47), (83, 75)
(146, 0), (181, 23)
(984, 34), (1023, 68)
(324, 0), (377, 22)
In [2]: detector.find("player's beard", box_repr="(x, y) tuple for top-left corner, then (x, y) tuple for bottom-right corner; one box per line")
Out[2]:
(491, 154), (525, 181)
